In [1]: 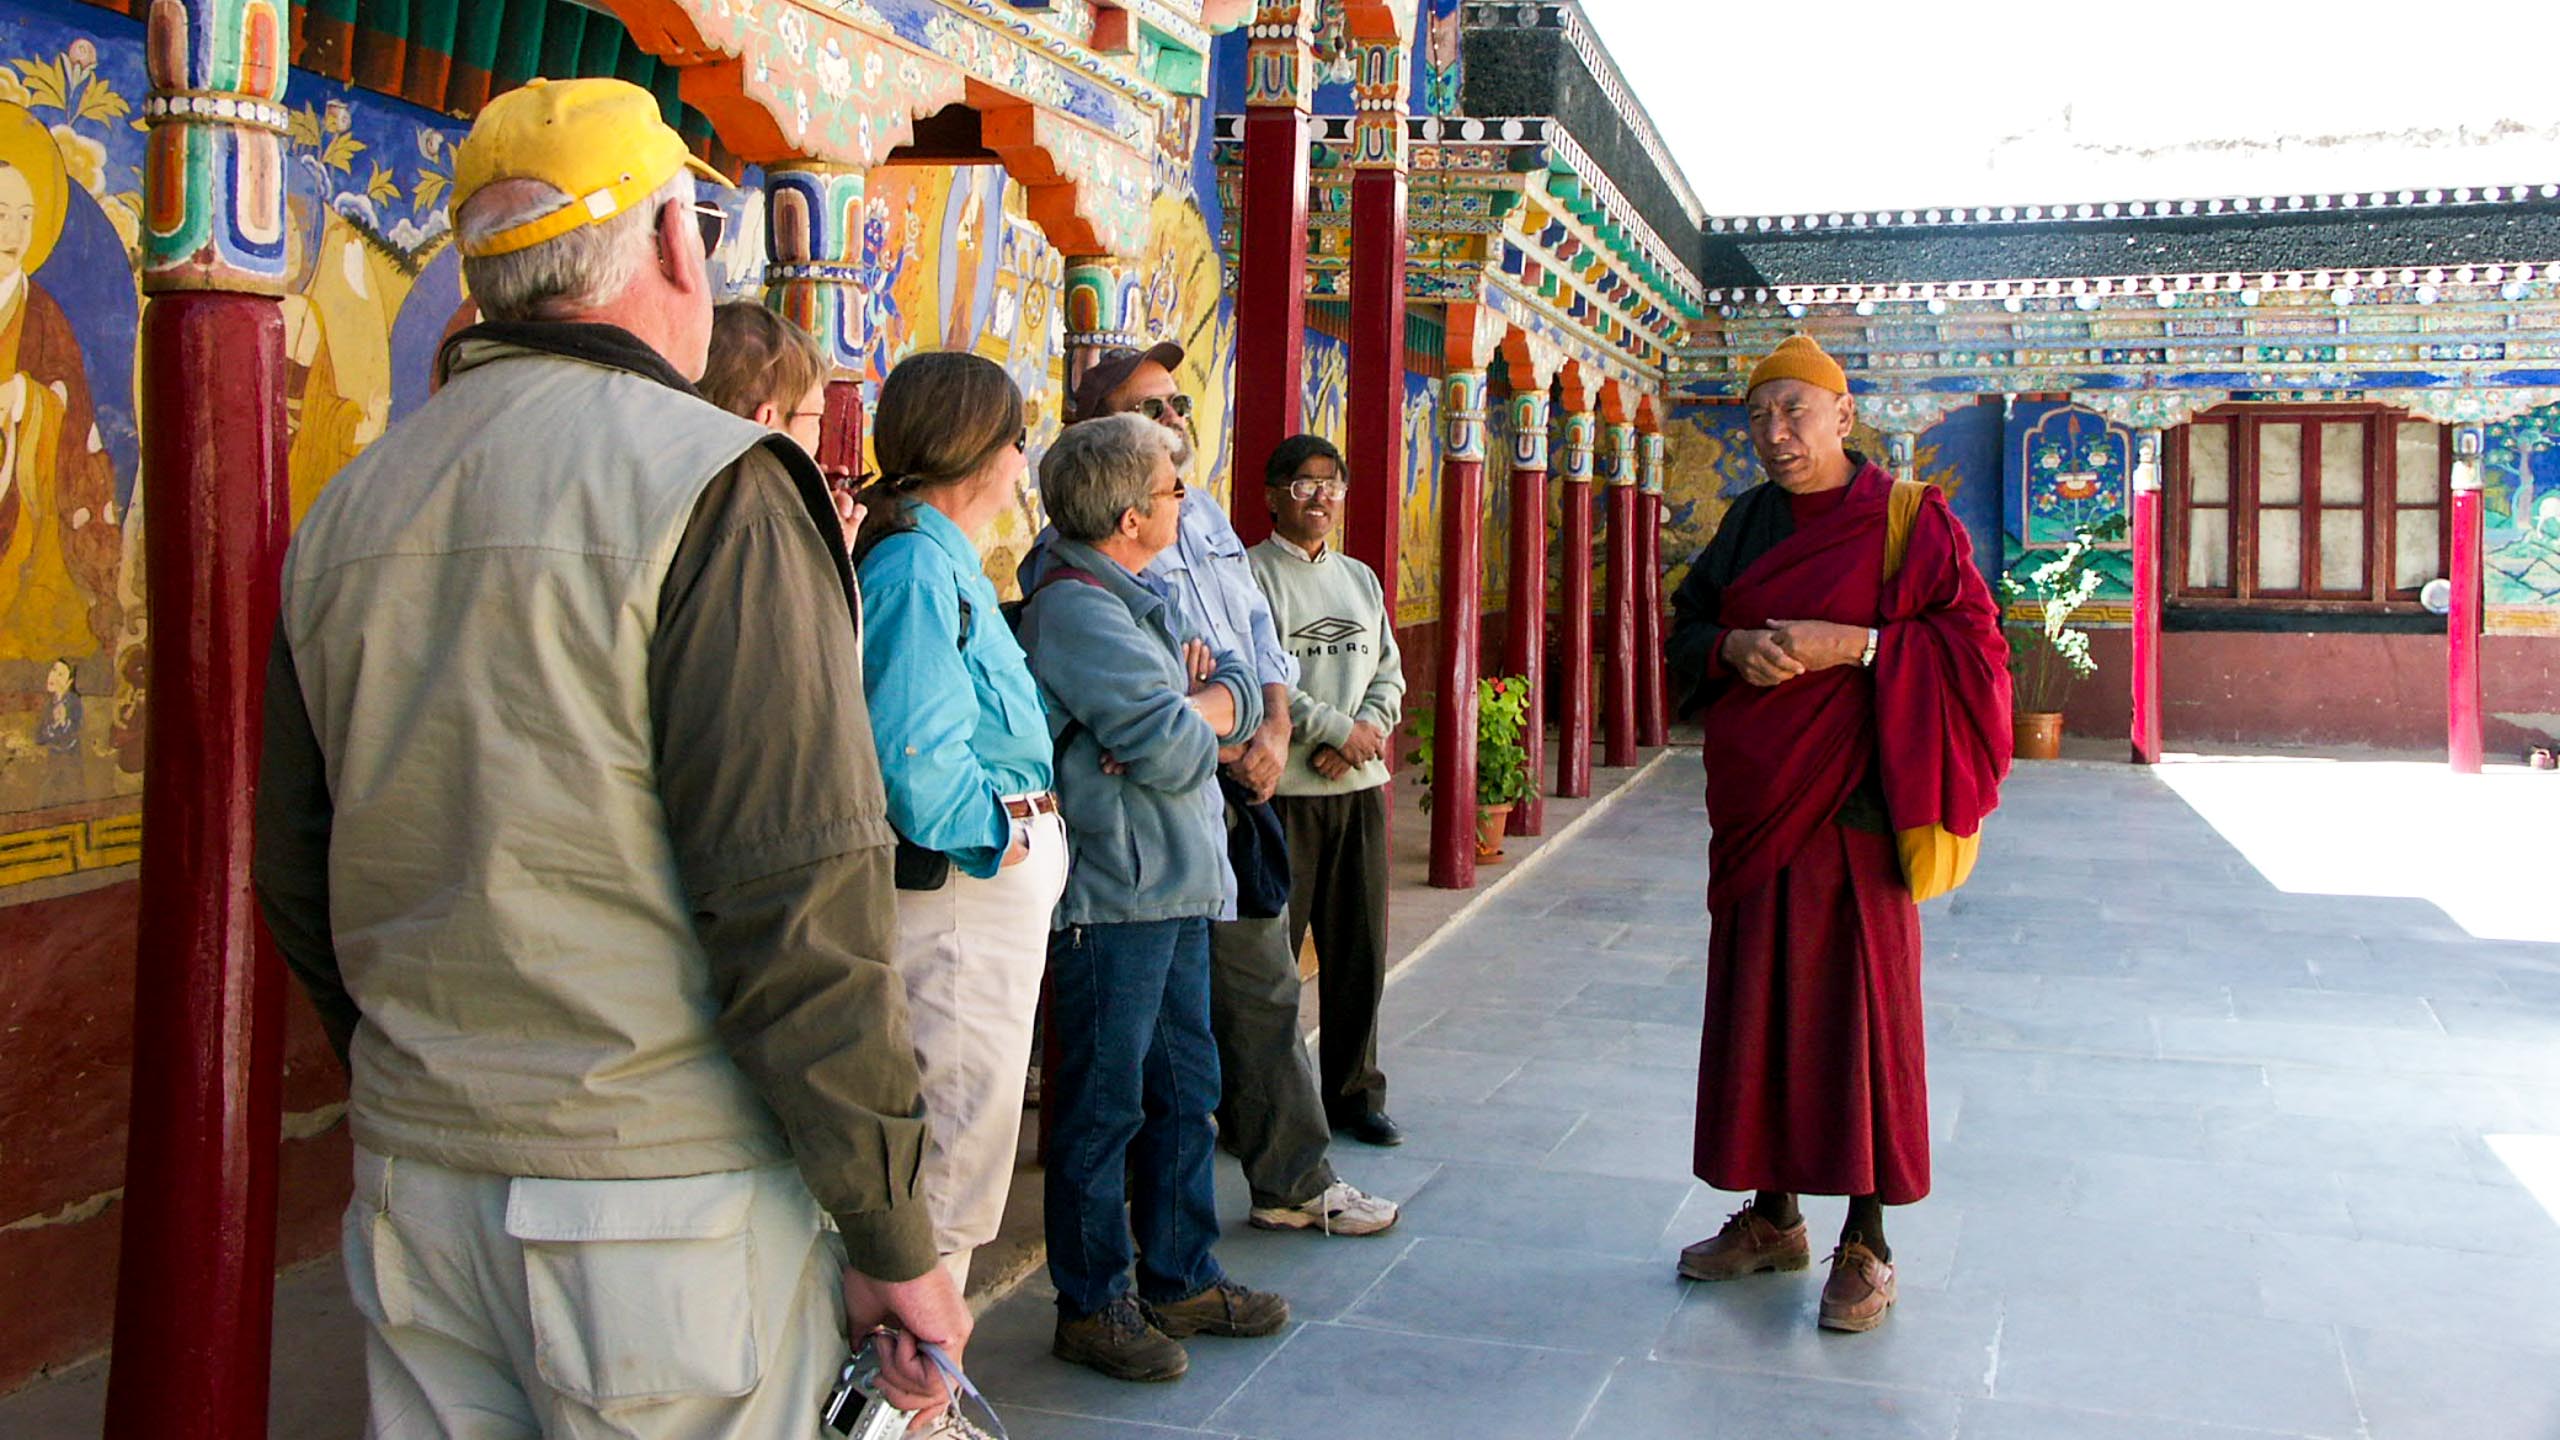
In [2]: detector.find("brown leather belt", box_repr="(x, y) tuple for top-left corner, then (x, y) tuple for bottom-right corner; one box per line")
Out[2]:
(1001, 792), (1059, 820)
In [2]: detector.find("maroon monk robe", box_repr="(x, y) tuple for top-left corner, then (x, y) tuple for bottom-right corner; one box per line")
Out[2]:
(1667, 461), (2008, 1206)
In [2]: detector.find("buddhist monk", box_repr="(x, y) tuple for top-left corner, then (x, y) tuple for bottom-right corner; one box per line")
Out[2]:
(1663, 334), (2009, 1333)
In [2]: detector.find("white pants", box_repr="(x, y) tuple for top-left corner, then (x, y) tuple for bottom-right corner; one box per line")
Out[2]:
(891, 809), (1069, 1290)
(343, 1145), (845, 1439)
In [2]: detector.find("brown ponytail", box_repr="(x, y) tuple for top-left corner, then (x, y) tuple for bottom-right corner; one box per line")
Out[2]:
(850, 351), (1025, 564)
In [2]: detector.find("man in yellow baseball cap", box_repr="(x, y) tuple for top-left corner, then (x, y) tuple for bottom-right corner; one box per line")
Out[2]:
(441, 76), (731, 376)
(261, 74), (973, 1435)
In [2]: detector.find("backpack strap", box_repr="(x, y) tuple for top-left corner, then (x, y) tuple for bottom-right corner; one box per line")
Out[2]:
(1882, 479), (1930, 582)
(1035, 564), (1110, 595)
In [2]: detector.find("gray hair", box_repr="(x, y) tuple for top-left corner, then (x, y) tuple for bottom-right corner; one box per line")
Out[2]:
(1041, 414), (1176, 542)
(455, 171), (694, 321)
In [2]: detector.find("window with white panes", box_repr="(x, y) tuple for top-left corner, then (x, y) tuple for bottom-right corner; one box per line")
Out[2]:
(2167, 407), (2446, 609)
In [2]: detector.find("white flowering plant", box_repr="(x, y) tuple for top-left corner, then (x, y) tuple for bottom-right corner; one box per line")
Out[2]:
(1999, 514), (2126, 714)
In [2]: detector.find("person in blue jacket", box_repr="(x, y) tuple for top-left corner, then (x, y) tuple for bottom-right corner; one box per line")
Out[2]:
(850, 351), (1065, 1294)
(1014, 413), (1292, 1383)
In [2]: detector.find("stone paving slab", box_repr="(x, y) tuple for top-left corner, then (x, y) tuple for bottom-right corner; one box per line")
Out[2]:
(16, 751), (2560, 1437)
(956, 755), (2560, 1440)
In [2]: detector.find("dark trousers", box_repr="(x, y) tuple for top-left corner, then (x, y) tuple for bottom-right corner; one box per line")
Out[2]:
(1207, 905), (1338, 1211)
(1043, 918), (1227, 1319)
(1275, 786), (1391, 1123)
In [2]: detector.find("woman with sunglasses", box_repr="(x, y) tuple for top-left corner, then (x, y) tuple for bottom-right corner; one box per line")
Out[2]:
(847, 350), (1064, 1300)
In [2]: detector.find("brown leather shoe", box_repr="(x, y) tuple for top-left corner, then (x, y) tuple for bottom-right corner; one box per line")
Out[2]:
(1818, 1238), (1897, 1332)
(1144, 1278), (1290, 1339)
(1676, 1207), (1811, 1282)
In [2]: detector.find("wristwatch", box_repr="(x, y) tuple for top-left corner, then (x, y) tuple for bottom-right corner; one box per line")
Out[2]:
(1858, 628), (1880, 668)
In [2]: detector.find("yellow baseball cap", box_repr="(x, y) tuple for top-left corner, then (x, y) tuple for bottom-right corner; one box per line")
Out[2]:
(451, 78), (729, 258)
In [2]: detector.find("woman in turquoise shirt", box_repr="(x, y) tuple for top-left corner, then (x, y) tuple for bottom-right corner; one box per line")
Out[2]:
(852, 351), (1063, 1292)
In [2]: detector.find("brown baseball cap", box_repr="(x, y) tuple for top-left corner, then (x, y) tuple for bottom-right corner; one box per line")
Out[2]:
(1069, 340), (1186, 423)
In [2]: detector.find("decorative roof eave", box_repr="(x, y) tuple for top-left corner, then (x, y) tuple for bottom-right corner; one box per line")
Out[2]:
(1209, 129), (1684, 364)
(1482, 270), (1661, 398)
(1669, 282), (2560, 409)
(1701, 260), (2560, 314)
(1708, 181), (2560, 237)
(1209, 112), (1704, 313)
(607, 0), (1163, 256)
(1458, 0), (1701, 227)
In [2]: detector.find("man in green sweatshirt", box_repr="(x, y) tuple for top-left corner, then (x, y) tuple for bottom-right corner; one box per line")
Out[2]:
(1246, 435), (1409, 1146)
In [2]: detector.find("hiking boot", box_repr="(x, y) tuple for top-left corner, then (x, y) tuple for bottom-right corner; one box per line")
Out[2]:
(1143, 1279), (1291, 1339)
(1676, 1206), (1811, 1282)
(1249, 1179), (1401, 1237)
(1818, 1237), (1898, 1333)
(1053, 1294), (1188, 1382)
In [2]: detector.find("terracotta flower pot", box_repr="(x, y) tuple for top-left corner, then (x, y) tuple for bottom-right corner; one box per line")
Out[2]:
(1475, 803), (1515, 862)
(2013, 711), (2064, 761)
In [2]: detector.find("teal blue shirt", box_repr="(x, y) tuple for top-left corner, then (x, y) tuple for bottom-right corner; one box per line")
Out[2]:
(857, 503), (1054, 879)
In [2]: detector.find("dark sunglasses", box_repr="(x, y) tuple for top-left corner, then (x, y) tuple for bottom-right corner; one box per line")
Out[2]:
(1134, 395), (1193, 423)
(689, 200), (727, 258)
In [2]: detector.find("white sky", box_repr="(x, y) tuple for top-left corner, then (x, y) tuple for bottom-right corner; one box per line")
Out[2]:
(1576, 0), (2560, 217)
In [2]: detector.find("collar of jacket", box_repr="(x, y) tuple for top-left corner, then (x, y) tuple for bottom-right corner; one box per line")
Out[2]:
(436, 320), (701, 394)
(1046, 537), (1178, 628)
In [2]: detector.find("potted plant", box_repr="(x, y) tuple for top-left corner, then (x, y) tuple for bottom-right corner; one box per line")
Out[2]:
(1998, 514), (2125, 761)
(1406, 674), (1536, 861)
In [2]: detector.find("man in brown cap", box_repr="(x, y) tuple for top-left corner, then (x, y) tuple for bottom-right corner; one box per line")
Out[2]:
(1664, 333), (2010, 1333)
(1026, 345), (1401, 1242)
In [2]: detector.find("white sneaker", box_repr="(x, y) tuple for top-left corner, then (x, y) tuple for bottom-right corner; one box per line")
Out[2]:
(1248, 1179), (1400, 1236)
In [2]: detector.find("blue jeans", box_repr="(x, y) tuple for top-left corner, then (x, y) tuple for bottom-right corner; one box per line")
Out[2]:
(1043, 917), (1226, 1319)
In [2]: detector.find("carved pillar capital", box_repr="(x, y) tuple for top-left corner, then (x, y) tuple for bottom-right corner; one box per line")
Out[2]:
(141, 0), (291, 294)
(765, 163), (869, 375)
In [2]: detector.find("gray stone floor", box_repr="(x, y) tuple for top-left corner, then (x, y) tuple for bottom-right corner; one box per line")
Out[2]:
(965, 755), (2560, 1440)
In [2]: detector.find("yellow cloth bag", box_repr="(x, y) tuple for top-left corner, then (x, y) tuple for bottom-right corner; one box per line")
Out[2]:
(1883, 480), (1979, 902)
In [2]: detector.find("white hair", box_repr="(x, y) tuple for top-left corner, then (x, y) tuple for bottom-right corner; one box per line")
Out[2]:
(1042, 414), (1178, 543)
(455, 171), (693, 322)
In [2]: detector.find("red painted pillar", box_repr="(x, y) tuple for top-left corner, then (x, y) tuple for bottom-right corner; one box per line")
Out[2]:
(1603, 422), (1641, 768)
(1431, 365), (1492, 887)
(2450, 427), (2485, 774)
(1233, 22), (1314, 539)
(2130, 430), (2164, 764)
(1555, 410), (1597, 797)
(1635, 431), (1668, 748)
(1502, 390), (1553, 835)
(106, 7), (294, 1429)
(1343, 39), (1408, 633)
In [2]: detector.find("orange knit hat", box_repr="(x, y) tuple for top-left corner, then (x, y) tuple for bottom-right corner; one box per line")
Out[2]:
(1746, 334), (1848, 397)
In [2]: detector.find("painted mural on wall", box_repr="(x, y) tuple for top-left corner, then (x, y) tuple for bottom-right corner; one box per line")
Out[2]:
(2004, 400), (2133, 603)
(0, 0), (478, 904)
(2483, 400), (2560, 626)
(1395, 373), (1440, 626)
(2017, 403), (2130, 547)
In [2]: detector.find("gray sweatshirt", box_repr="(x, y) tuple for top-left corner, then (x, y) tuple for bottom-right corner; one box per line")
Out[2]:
(1247, 536), (1407, 797)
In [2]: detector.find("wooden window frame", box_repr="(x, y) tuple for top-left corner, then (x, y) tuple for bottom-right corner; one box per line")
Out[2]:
(2165, 403), (2448, 613)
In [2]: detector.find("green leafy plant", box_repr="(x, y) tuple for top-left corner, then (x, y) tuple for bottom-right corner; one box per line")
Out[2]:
(1405, 675), (1534, 810)
(1998, 513), (2126, 714)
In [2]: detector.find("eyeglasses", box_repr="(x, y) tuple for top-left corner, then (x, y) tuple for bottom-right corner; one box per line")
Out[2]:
(1149, 482), (1188, 502)
(1132, 395), (1193, 423)
(1014, 426), (1029, 453)
(785, 408), (825, 427)
(1285, 477), (1348, 501)
(689, 201), (727, 258)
